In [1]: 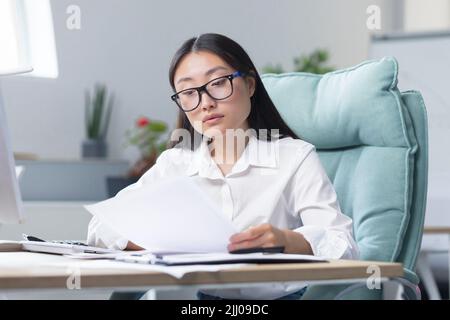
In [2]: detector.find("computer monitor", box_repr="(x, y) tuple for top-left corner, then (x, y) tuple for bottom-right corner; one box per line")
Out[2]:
(0, 67), (32, 224)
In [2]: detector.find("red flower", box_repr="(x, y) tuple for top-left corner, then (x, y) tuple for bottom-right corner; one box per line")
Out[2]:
(136, 117), (150, 128)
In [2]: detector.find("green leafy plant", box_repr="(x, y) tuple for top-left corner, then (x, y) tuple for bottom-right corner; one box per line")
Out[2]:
(262, 49), (335, 74)
(85, 84), (113, 140)
(293, 49), (335, 74)
(125, 116), (168, 178)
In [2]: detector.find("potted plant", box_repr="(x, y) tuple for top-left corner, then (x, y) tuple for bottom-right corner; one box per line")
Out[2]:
(106, 116), (168, 197)
(292, 49), (335, 74)
(82, 84), (113, 158)
(125, 116), (168, 178)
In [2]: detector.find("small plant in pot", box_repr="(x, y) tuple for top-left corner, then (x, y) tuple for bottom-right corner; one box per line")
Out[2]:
(125, 116), (168, 178)
(106, 116), (168, 198)
(82, 84), (113, 158)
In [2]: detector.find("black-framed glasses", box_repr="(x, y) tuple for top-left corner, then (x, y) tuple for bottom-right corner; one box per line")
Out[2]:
(171, 71), (244, 112)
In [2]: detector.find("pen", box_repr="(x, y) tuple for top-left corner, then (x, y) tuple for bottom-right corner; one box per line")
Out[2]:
(229, 246), (285, 254)
(22, 234), (46, 242)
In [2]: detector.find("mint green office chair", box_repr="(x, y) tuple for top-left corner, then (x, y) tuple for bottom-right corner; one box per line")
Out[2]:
(262, 57), (428, 300)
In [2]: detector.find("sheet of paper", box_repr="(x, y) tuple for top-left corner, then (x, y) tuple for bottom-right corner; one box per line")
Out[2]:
(63, 250), (154, 260)
(85, 176), (237, 253)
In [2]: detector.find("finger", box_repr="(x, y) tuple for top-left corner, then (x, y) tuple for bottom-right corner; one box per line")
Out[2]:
(229, 224), (269, 243)
(228, 232), (275, 252)
(228, 233), (261, 251)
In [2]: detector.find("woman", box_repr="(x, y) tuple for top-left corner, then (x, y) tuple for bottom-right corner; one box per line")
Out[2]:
(88, 33), (359, 300)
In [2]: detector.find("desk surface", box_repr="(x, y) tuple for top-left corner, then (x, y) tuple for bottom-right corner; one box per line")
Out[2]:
(0, 252), (403, 290)
(424, 226), (450, 234)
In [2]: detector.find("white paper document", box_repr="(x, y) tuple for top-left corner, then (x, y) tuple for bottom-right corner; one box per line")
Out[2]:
(63, 250), (154, 260)
(85, 176), (237, 254)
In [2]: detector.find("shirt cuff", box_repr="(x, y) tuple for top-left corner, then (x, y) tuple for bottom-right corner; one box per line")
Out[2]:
(113, 237), (129, 251)
(87, 216), (128, 250)
(294, 225), (357, 260)
(89, 233), (128, 250)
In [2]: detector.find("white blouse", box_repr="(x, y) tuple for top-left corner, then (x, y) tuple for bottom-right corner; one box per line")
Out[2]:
(87, 133), (359, 299)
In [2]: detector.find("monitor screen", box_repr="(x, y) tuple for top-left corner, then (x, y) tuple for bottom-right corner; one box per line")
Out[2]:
(0, 69), (31, 224)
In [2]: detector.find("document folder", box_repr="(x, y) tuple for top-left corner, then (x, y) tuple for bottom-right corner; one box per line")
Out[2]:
(115, 252), (328, 266)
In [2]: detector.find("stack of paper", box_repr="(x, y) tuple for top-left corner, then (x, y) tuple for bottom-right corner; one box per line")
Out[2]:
(85, 176), (237, 254)
(115, 252), (327, 266)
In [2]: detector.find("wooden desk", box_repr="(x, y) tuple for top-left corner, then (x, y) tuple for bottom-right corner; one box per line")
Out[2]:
(0, 252), (403, 299)
(424, 227), (450, 235)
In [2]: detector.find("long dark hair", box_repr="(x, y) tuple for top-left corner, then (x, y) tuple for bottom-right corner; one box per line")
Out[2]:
(168, 33), (299, 149)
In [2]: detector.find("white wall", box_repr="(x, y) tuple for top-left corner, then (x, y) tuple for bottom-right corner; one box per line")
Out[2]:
(2, 0), (397, 163)
(404, 0), (450, 31)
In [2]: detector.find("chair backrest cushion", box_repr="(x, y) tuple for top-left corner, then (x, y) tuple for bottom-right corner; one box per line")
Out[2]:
(262, 57), (418, 263)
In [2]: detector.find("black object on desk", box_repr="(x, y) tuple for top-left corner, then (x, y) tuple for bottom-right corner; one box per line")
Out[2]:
(229, 246), (285, 254)
(22, 234), (46, 242)
(22, 234), (88, 246)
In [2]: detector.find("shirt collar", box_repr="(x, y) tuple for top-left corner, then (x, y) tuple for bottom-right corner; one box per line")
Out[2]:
(186, 132), (278, 178)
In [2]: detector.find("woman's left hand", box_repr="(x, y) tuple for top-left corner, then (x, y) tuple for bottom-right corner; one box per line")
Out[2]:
(227, 223), (313, 255)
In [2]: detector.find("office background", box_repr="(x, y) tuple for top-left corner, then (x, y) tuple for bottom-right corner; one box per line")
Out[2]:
(1, 0), (408, 161)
